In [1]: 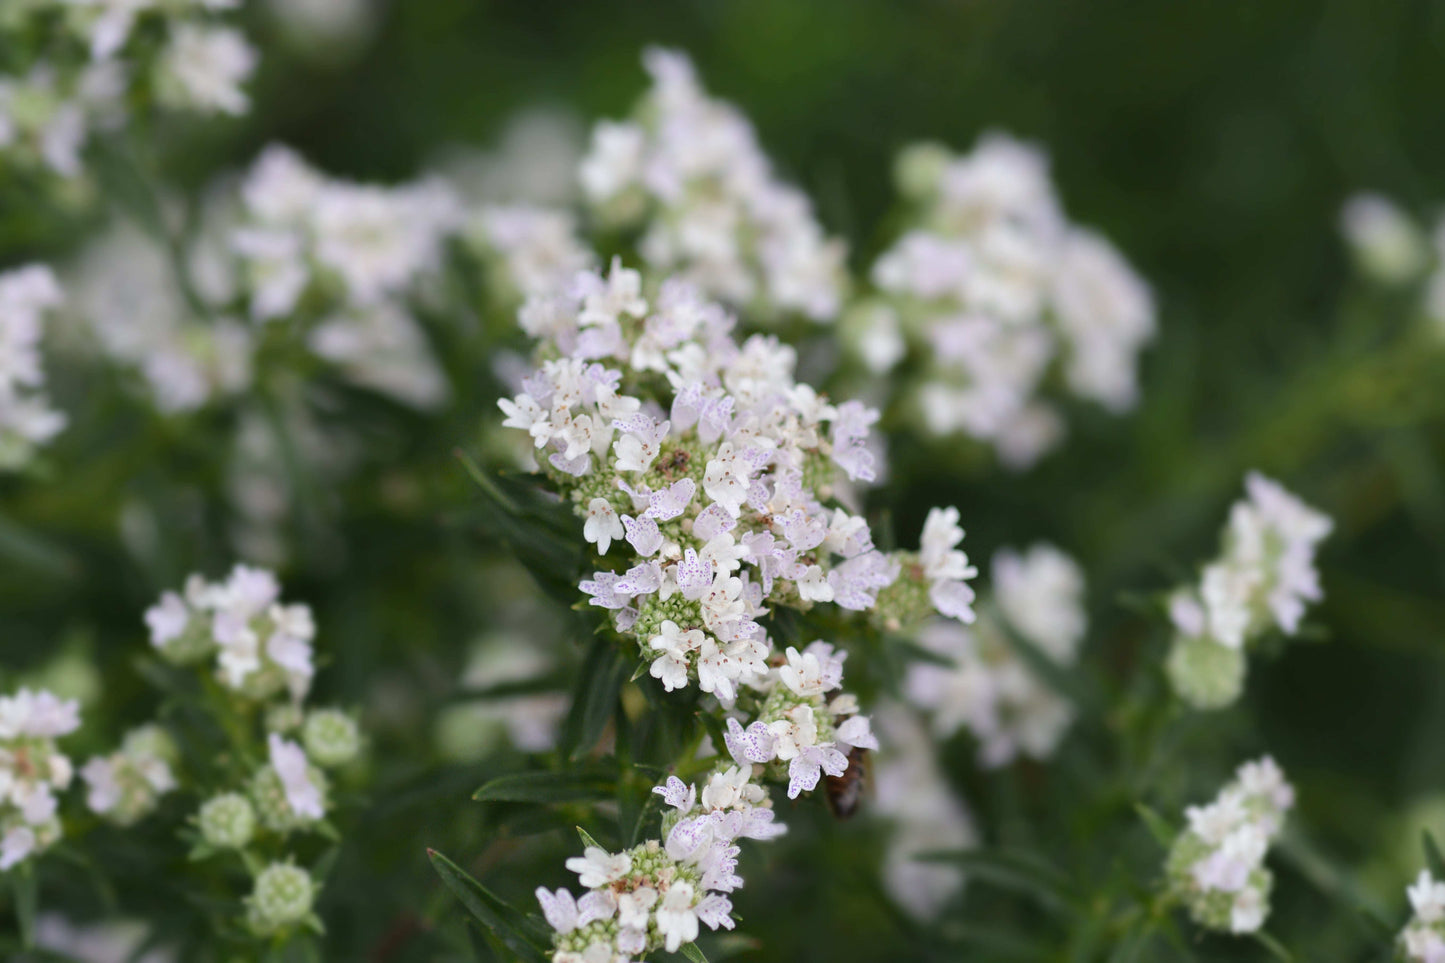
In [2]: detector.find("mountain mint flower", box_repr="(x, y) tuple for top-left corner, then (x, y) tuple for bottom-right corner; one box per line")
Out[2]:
(1341, 193), (1430, 285)
(1165, 756), (1294, 935)
(579, 48), (847, 322)
(80, 725), (178, 826)
(1, 3), (254, 181)
(154, 24), (256, 116)
(861, 133), (1155, 468)
(301, 709), (361, 768)
(1400, 869), (1445, 962)
(501, 260), (977, 709)
(541, 759), (792, 962)
(1166, 473), (1332, 709)
(0, 688), (80, 871)
(246, 862), (316, 936)
(872, 704), (976, 921)
(197, 792), (256, 850)
(144, 565), (317, 701)
(906, 543), (1085, 767)
(0, 264), (66, 469)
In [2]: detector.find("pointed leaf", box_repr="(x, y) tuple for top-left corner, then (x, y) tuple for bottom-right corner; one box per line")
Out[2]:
(1252, 931), (1293, 961)
(427, 848), (549, 963)
(1136, 803), (1178, 850)
(577, 826), (605, 851)
(1425, 830), (1445, 879)
(473, 771), (614, 804)
(13, 869), (36, 948)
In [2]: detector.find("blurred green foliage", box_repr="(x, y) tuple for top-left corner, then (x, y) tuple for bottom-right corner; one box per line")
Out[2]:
(4, 1), (1445, 961)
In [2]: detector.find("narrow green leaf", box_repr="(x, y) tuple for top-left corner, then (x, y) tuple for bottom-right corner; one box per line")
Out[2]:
(680, 942), (709, 962)
(1135, 803), (1177, 849)
(561, 638), (627, 761)
(1424, 830), (1445, 878)
(918, 848), (1076, 913)
(427, 848), (549, 963)
(13, 868), (36, 948)
(473, 771), (614, 804)
(1252, 930), (1294, 961)
(577, 826), (604, 851)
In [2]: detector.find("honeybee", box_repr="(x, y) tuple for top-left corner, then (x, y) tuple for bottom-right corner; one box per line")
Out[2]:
(824, 745), (869, 819)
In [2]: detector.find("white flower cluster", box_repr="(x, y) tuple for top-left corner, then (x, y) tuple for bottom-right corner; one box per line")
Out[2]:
(80, 724), (178, 826)
(0, 1), (254, 178)
(0, 688), (80, 871)
(0, 60), (123, 178)
(1340, 194), (1430, 286)
(467, 204), (595, 303)
(871, 704), (976, 921)
(230, 145), (457, 409)
(541, 693), (885, 963)
(500, 259), (977, 706)
(579, 48), (847, 322)
(135, 565), (357, 936)
(1166, 472), (1332, 710)
(1339, 192), (1445, 334)
(69, 146), (458, 413)
(538, 763), (778, 961)
(1399, 869), (1445, 962)
(855, 134), (1155, 468)
(68, 223), (254, 413)
(0, 264), (67, 469)
(906, 543), (1086, 766)
(1165, 756), (1294, 935)
(145, 564), (318, 701)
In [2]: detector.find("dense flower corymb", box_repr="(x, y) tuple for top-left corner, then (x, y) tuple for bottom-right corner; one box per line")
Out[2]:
(501, 259), (976, 709)
(1400, 869), (1445, 962)
(854, 133), (1155, 468)
(145, 564), (317, 701)
(580, 48), (847, 322)
(1165, 756), (1294, 935)
(0, 688), (80, 871)
(0, 264), (67, 469)
(1165, 472), (1332, 709)
(906, 543), (1085, 766)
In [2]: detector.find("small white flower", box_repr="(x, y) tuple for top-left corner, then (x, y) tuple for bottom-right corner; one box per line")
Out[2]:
(564, 846), (632, 888)
(655, 881), (700, 952)
(535, 887), (579, 933)
(156, 25), (257, 116)
(616, 886), (657, 930)
(649, 620), (703, 692)
(582, 498), (624, 554)
(267, 734), (323, 820)
(1410, 870), (1445, 925)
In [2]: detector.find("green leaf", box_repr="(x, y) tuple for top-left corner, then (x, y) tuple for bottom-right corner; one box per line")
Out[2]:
(1252, 930), (1294, 961)
(473, 771), (614, 804)
(13, 868), (36, 948)
(561, 637), (628, 761)
(576, 826), (605, 851)
(456, 457), (585, 607)
(1424, 830), (1445, 878)
(919, 848), (1076, 913)
(1136, 803), (1178, 849)
(427, 848), (549, 963)
(680, 942), (709, 962)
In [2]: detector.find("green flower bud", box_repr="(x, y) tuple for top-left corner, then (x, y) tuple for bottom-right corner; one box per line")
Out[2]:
(302, 709), (361, 768)
(265, 702), (304, 735)
(246, 862), (315, 935)
(198, 792), (256, 849)
(894, 142), (951, 200)
(1165, 634), (1246, 710)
